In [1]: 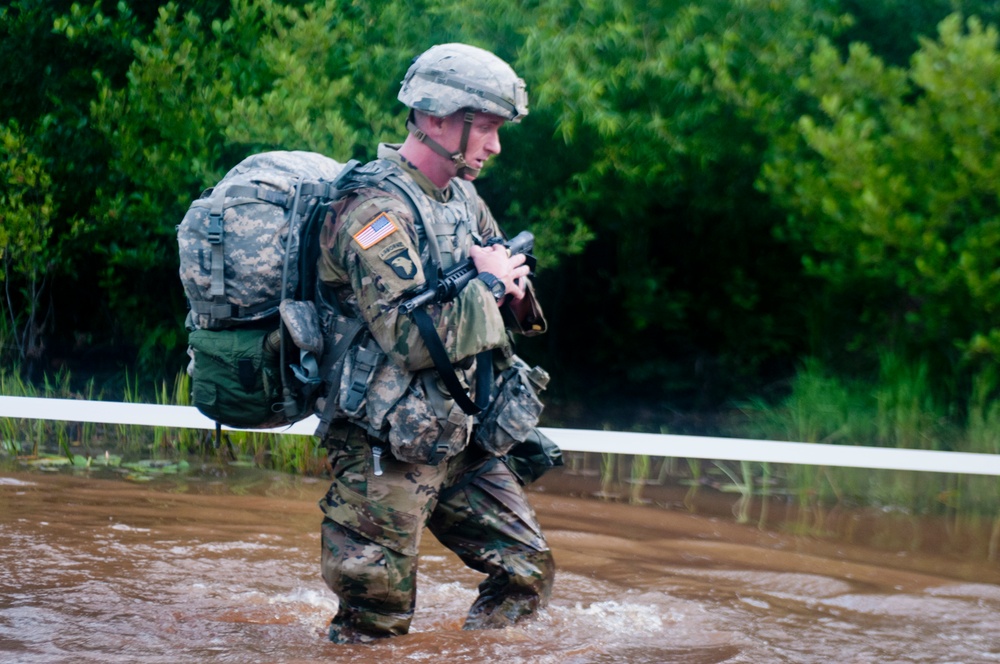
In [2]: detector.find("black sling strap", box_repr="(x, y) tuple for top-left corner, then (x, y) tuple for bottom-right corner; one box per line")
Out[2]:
(410, 307), (493, 415)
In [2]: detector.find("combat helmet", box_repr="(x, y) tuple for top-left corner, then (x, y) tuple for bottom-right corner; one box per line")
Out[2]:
(399, 43), (528, 178)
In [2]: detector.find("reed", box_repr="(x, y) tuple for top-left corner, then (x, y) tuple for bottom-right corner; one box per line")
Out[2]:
(269, 432), (326, 475)
(168, 371), (202, 455)
(599, 452), (616, 499)
(967, 367), (1000, 455)
(683, 458), (702, 512)
(0, 368), (25, 453)
(710, 460), (754, 524)
(77, 378), (100, 457)
(875, 352), (944, 450)
(753, 357), (877, 446)
(0, 365), (44, 455)
(118, 373), (152, 456)
(629, 454), (650, 504)
(757, 462), (771, 529)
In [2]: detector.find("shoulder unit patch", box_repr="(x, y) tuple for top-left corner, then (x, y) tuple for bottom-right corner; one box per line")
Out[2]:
(380, 244), (418, 280)
(353, 212), (398, 250)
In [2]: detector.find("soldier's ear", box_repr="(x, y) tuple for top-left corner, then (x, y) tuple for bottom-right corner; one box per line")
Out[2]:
(424, 113), (450, 139)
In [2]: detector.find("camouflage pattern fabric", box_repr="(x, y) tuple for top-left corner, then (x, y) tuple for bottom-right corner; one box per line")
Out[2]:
(398, 43), (529, 122)
(279, 299), (323, 354)
(319, 423), (554, 638)
(384, 376), (472, 464)
(178, 150), (344, 331)
(317, 160), (509, 372)
(316, 147), (533, 451)
(474, 357), (547, 457)
(316, 145), (554, 640)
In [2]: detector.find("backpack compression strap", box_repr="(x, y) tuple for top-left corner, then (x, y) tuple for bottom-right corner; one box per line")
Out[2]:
(338, 159), (493, 414)
(189, 179), (344, 323)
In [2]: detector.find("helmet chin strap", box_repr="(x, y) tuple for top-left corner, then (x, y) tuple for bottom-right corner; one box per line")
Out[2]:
(407, 111), (480, 179)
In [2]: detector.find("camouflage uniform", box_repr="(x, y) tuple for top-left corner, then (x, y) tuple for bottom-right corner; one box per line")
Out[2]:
(319, 423), (553, 638)
(316, 140), (553, 640)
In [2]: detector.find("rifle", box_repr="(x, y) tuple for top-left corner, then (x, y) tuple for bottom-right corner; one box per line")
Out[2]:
(398, 230), (535, 315)
(398, 229), (536, 418)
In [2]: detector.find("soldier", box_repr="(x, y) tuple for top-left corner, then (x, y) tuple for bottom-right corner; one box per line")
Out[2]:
(315, 43), (554, 643)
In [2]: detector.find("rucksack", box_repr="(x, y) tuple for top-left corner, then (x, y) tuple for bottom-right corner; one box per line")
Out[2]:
(177, 150), (357, 429)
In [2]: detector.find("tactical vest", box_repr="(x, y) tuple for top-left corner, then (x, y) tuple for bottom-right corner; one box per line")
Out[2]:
(315, 158), (484, 463)
(374, 158), (481, 270)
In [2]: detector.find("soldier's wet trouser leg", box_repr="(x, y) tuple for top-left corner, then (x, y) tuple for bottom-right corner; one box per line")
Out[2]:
(430, 450), (555, 630)
(319, 427), (447, 641)
(319, 427), (554, 640)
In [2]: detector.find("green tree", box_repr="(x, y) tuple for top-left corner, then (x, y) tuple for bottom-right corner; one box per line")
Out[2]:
(0, 120), (88, 373)
(0, 1), (143, 375)
(516, 0), (843, 404)
(63, 0), (401, 371)
(836, 0), (1000, 66)
(762, 14), (1000, 385)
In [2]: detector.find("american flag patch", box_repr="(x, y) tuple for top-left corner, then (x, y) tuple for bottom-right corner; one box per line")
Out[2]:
(353, 212), (398, 249)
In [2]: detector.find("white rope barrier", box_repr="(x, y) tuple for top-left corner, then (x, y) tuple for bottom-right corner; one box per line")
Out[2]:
(3, 395), (1000, 476)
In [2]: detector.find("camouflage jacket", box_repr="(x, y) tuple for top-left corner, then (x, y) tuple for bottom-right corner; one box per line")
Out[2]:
(316, 145), (545, 461)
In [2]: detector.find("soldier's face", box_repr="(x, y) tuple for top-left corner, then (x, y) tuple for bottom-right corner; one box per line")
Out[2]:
(442, 111), (505, 180)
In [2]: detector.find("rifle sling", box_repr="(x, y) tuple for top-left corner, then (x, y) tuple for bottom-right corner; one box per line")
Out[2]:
(410, 307), (492, 415)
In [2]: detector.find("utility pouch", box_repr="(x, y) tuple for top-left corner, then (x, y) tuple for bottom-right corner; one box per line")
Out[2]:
(502, 427), (564, 486)
(338, 342), (383, 419)
(279, 299), (324, 388)
(314, 310), (366, 439)
(188, 325), (284, 429)
(385, 379), (471, 465)
(475, 358), (548, 457)
(280, 299), (323, 353)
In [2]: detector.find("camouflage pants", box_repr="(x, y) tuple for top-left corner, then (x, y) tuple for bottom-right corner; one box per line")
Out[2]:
(319, 424), (554, 638)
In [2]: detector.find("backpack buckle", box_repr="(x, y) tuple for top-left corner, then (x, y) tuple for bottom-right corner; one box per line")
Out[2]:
(207, 211), (223, 244)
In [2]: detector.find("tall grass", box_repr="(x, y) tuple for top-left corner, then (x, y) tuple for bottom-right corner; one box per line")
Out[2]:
(967, 367), (1000, 455)
(0, 364), (326, 474)
(0, 365), (89, 456)
(558, 354), (1000, 562)
(629, 454), (650, 504)
(750, 357), (877, 445)
(599, 452), (616, 499)
(875, 352), (944, 450)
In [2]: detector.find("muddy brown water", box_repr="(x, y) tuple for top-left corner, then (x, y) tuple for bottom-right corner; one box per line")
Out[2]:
(2, 464), (999, 663)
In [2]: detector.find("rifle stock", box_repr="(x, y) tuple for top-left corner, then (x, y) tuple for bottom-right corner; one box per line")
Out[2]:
(398, 230), (535, 315)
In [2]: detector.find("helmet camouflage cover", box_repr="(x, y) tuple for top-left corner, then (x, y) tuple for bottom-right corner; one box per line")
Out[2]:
(398, 43), (528, 122)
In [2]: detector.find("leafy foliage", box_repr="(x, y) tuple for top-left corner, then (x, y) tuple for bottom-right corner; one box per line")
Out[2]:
(516, 0), (846, 401)
(762, 15), (1000, 383)
(3, 0), (1000, 420)
(1, 121), (56, 364)
(60, 1), (405, 372)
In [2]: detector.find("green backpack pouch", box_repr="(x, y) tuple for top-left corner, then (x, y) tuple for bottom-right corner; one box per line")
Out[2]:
(188, 325), (283, 429)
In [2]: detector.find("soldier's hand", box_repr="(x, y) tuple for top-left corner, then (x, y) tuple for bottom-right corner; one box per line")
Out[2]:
(471, 244), (530, 302)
